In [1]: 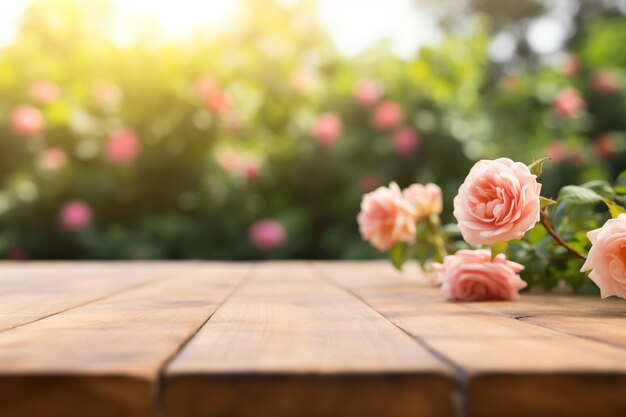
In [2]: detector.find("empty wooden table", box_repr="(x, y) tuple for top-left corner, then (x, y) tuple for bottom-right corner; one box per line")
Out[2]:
(0, 261), (625, 417)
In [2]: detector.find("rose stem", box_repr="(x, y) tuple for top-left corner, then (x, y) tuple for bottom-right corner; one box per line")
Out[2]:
(539, 211), (587, 261)
(427, 216), (448, 260)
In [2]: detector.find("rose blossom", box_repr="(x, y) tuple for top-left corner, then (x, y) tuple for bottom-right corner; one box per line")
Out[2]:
(30, 81), (60, 104)
(105, 129), (140, 164)
(357, 182), (417, 251)
(354, 80), (382, 107)
(40, 147), (67, 170)
(594, 135), (615, 159)
(59, 200), (92, 230)
(581, 214), (626, 299)
(453, 158), (541, 245)
(592, 69), (619, 94)
(403, 183), (442, 220)
(546, 140), (568, 162)
(249, 219), (286, 251)
(552, 88), (585, 118)
(311, 113), (342, 149)
(436, 249), (527, 301)
(372, 100), (403, 131)
(559, 54), (580, 76)
(10, 106), (45, 136)
(392, 127), (420, 155)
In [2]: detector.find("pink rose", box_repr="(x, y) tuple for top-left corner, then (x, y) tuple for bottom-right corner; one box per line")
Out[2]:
(372, 100), (403, 131)
(581, 214), (626, 299)
(593, 135), (614, 159)
(546, 140), (568, 162)
(243, 159), (261, 180)
(10, 106), (45, 136)
(403, 183), (442, 220)
(105, 129), (140, 164)
(552, 88), (585, 118)
(40, 147), (67, 170)
(59, 200), (91, 230)
(357, 182), (417, 251)
(392, 127), (420, 155)
(30, 81), (60, 104)
(592, 69), (619, 94)
(195, 75), (230, 115)
(436, 249), (527, 301)
(217, 150), (242, 172)
(559, 54), (580, 76)
(92, 83), (122, 109)
(355, 80), (382, 107)
(249, 219), (286, 251)
(290, 69), (313, 93)
(453, 158), (541, 245)
(311, 113), (342, 149)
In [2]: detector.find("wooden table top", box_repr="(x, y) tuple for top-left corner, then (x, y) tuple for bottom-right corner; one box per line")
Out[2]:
(1, 261), (625, 417)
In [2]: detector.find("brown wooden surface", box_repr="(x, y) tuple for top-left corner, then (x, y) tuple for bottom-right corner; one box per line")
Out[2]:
(0, 261), (625, 417)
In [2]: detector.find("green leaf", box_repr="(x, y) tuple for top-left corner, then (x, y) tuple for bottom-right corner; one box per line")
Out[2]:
(558, 185), (604, 205)
(540, 196), (556, 209)
(580, 180), (615, 198)
(491, 241), (508, 260)
(388, 243), (406, 271)
(528, 157), (550, 177)
(615, 170), (626, 194)
(602, 198), (626, 219)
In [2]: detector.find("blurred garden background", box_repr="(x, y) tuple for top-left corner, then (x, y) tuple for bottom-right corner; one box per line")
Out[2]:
(1, 0), (626, 260)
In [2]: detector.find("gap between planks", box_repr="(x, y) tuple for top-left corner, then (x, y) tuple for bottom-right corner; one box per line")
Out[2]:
(316, 261), (626, 417)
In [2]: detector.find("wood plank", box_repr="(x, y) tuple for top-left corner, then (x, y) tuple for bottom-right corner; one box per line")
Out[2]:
(0, 263), (186, 331)
(317, 261), (626, 417)
(163, 262), (452, 417)
(520, 314), (626, 349)
(0, 263), (250, 417)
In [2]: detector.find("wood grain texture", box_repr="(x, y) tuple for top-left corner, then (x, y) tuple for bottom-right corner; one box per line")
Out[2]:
(163, 262), (452, 417)
(0, 263), (185, 331)
(0, 262), (250, 417)
(317, 261), (626, 417)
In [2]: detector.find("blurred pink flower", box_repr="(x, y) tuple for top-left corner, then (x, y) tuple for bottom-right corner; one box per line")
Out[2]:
(40, 147), (67, 170)
(6, 247), (29, 261)
(546, 140), (568, 162)
(372, 100), (403, 130)
(217, 150), (242, 172)
(59, 200), (92, 230)
(359, 173), (380, 193)
(10, 106), (45, 136)
(392, 127), (420, 155)
(552, 88), (585, 118)
(559, 54), (580, 76)
(105, 129), (140, 164)
(92, 83), (121, 108)
(592, 69), (619, 94)
(30, 81), (60, 104)
(244, 160), (261, 180)
(312, 112), (343, 149)
(290, 69), (313, 93)
(594, 135), (615, 159)
(249, 219), (286, 251)
(196, 75), (231, 115)
(355, 80), (382, 107)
